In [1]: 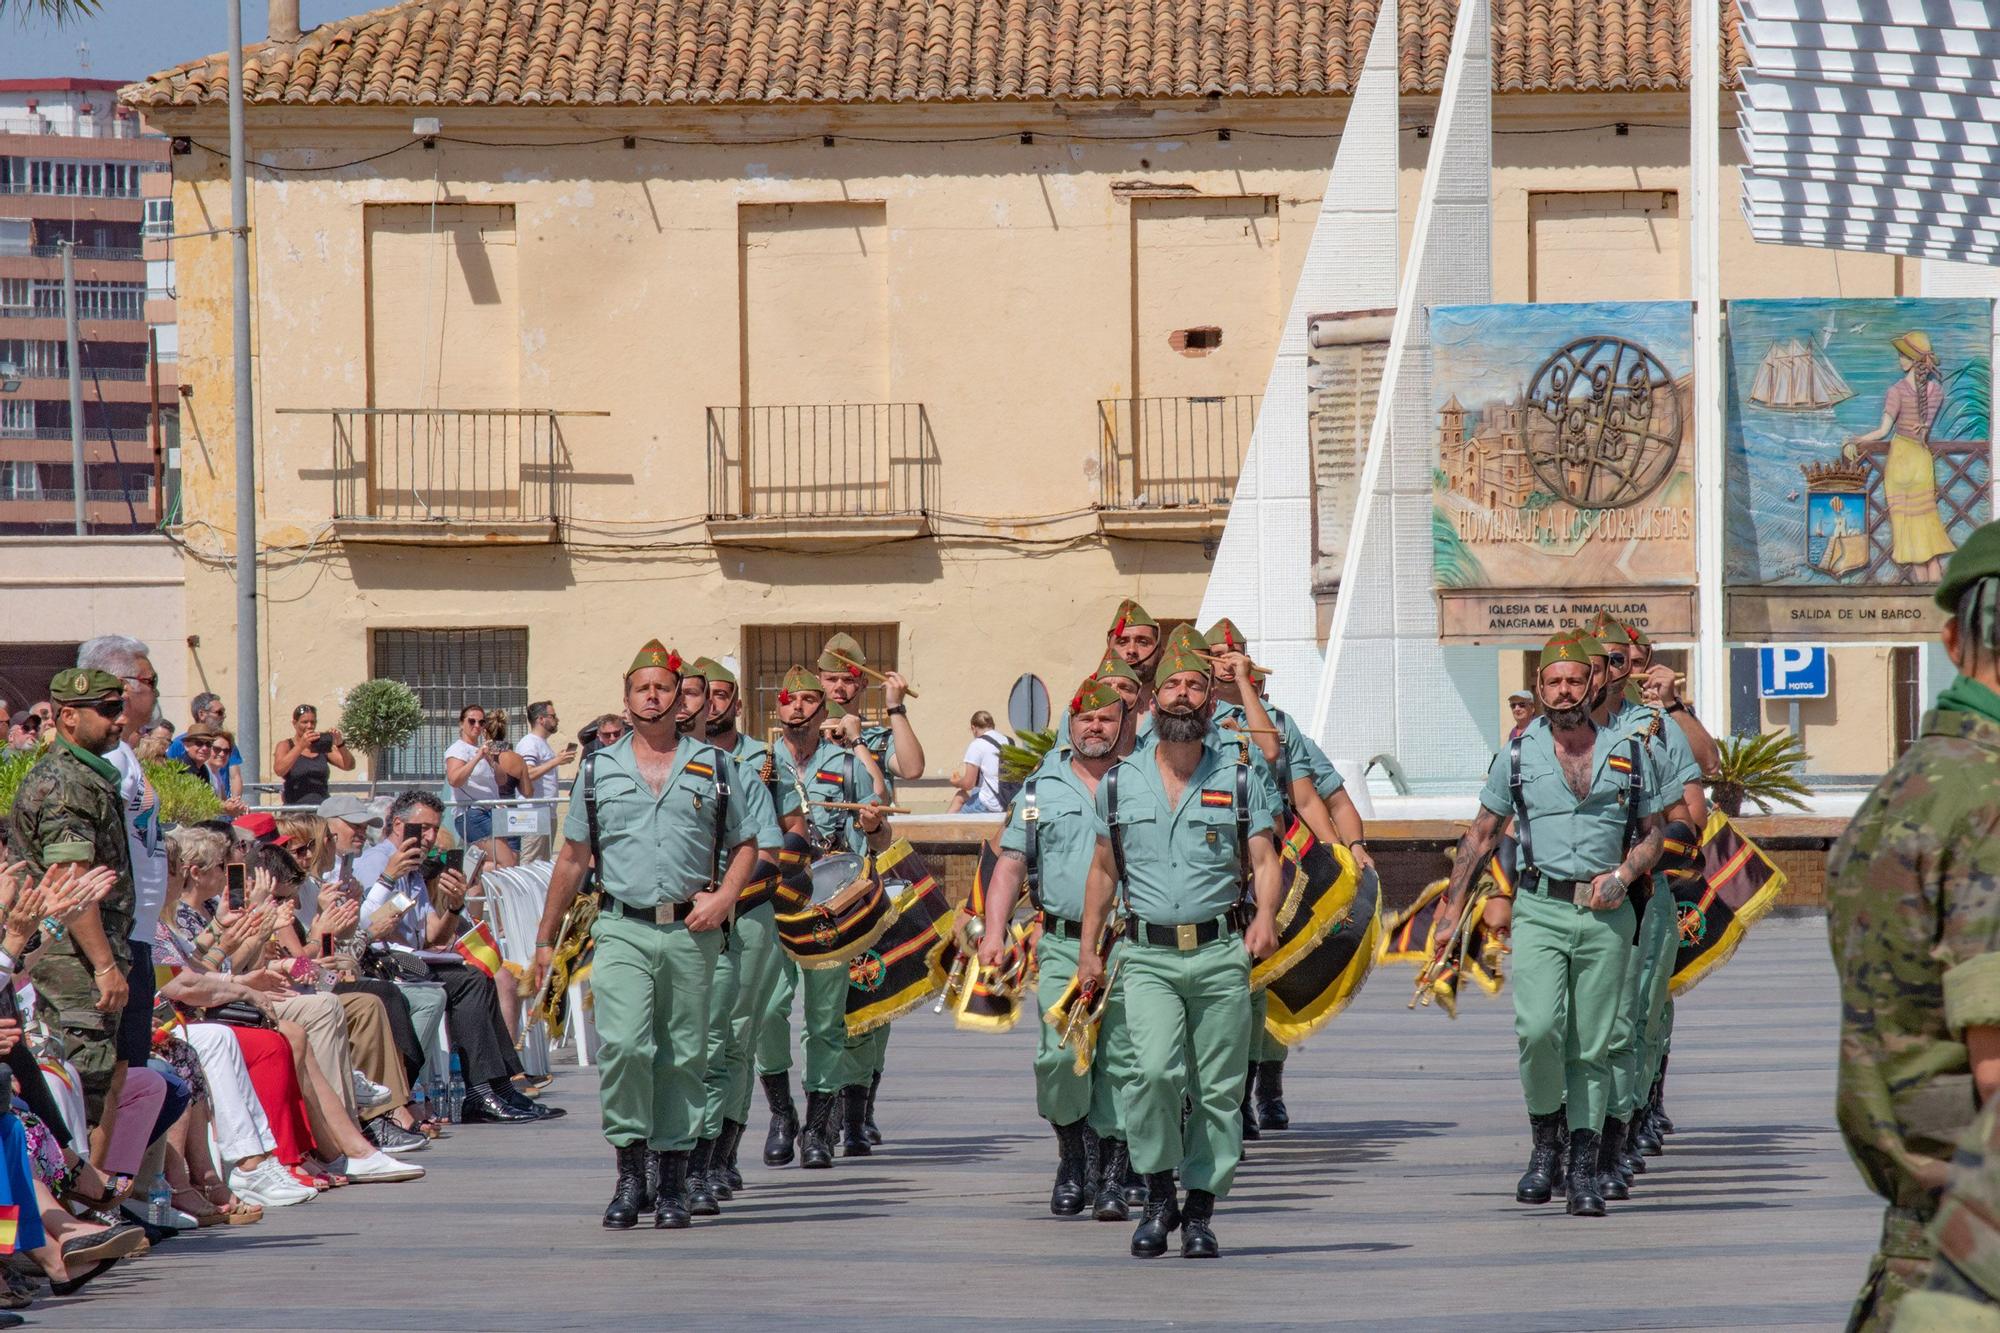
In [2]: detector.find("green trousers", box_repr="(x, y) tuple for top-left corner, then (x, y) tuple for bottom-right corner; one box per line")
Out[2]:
(800, 965), (852, 1094)
(756, 954), (799, 1076)
(592, 911), (722, 1151)
(841, 1023), (890, 1090)
(1248, 990), (1289, 1065)
(699, 902), (783, 1137)
(1644, 998), (1675, 1094)
(1033, 932), (1127, 1134)
(1108, 935), (1251, 1196)
(1610, 887), (1678, 1119)
(1511, 888), (1634, 1134)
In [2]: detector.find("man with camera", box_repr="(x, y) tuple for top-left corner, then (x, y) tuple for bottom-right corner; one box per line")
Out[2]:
(354, 790), (554, 1125)
(514, 702), (578, 863)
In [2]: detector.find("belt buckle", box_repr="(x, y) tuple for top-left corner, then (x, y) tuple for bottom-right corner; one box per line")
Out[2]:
(653, 903), (676, 925)
(1175, 922), (1199, 952)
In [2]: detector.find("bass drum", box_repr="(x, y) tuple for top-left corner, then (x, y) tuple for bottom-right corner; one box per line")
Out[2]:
(1250, 826), (1381, 1046)
(775, 851), (898, 969)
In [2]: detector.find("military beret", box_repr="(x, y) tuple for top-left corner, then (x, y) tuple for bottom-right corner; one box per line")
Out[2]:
(1538, 632), (1593, 674)
(1622, 623), (1652, 648)
(1937, 521), (2000, 612)
(691, 657), (737, 688)
(1566, 629), (1607, 660)
(50, 667), (122, 703)
(1070, 676), (1124, 715)
(1093, 652), (1142, 685)
(1154, 624), (1213, 688)
(816, 632), (867, 676)
(1109, 599), (1158, 636)
(778, 665), (822, 702)
(1203, 618), (1271, 678)
(626, 639), (683, 679)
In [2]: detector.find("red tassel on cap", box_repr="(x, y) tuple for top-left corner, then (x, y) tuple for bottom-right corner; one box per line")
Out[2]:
(778, 690), (793, 706)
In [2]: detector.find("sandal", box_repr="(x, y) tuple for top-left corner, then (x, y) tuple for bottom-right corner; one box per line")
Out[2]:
(288, 1164), (332, 1191)
(221, 1199), (263, 1226)
(171, 1189), (226, 1228)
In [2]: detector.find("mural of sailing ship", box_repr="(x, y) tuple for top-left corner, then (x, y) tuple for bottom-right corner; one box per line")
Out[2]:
(1749, 338), (1854, 412)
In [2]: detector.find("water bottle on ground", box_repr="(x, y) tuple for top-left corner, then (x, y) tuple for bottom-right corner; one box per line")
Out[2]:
(147, 1177), (171, 1227)
(412, 1079), (429, 1123)
(430, 1066), (450, 1123)
(447, 1052), (466, 1121)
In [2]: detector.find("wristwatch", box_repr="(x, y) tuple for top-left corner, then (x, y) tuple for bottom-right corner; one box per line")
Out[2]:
(885, 704), (908, 717)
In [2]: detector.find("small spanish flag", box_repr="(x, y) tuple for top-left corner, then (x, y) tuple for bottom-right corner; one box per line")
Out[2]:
(454, 921), (503, 978)
(1199, 789), (1234, 808)
(0, 1205), (20, 1254)
(1607, 753), (1634, 775)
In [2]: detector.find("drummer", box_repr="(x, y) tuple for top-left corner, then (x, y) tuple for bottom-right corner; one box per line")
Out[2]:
(683, 657), (805, 1216)
(980, 673), (1146, 1222)
(815, 632), (923, 1145)
(1106, 600), (1164, 734)
(770, 667), (890, 1170)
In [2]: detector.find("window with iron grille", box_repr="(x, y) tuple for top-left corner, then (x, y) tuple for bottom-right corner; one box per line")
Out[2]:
(740, 624), (899, 743)
(1891, 646), (1920, 759)
(369, 629), (529, 782)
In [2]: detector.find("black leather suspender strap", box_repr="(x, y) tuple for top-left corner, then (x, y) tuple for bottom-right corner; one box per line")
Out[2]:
(1621, 737), (1643, 855)
(1020, 777), (1043, 910)
(710, 746), (731, 874)
(1507, 734), (1533, 885)
(582, 751), (603, 888)
(1234, 747), (1252, 905)
(1105, 765), (1129, 890)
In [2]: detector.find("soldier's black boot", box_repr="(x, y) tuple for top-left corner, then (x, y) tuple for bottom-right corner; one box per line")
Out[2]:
(1050, 1120), (1089, 1215)
(1080, 1126), (1102, 1203)
(1180, 1189), (1220, 1259)
(1652, 1055), (1675, 1135)
(1565, 1130), (1607, 1217)
(799, 1091), (836, 1170)
(1597, 1120), (1630, 1201)
(654, 1150), (693, 1229)
(603, 1143), (648, 1229)
(1515, 1112), (1563, 1205)
(1093, 1138), (1133, 1221)
(643, 1150), (661, 1212)
(1122, 1151), (1149, 1207)
(1620, 1113), (1649, 1176)
(840, 1085), (873, 1157)
(1130, 1171), (1182, 1258)
(1239, 1076), (1261, 1143)
(716, 1120), (745, 1196)
(864, 1070), (884, 1146)
(686, 1138), (721, 1216)
(1553, 1118), (1571, 1198)
(761, 1073), (799, 1166)
(1255, 1061), (1290, 1130)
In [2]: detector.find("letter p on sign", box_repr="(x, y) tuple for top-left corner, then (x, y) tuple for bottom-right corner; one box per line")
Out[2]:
(1759, 647), (1828, 700)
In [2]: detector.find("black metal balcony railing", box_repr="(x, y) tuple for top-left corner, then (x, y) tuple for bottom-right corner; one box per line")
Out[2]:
(1097, 394), (1259, 510)
(0, 425), (129, 441)
(30, 244), (143, 262)
(280, 407), (577, 524)
(706, 403), (936, 520)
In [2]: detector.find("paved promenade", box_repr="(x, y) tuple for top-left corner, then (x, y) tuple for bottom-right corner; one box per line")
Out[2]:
(37, 917), (1874, 1331)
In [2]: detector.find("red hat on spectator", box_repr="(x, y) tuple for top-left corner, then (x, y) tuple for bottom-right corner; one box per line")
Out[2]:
(232, 812), (292, 847)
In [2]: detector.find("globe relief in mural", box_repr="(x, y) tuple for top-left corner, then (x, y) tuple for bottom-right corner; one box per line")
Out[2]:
(1525, 334), (1685, 510)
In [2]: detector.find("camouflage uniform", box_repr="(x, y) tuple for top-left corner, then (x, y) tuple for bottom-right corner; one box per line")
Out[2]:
(1826, 704), (2000, 1332)
(1886, 1101), (2000, 1331)
(9, 726), (135, 1120)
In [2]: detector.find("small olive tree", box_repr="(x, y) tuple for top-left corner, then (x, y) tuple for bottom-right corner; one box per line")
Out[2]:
(337, 680), (425, 791)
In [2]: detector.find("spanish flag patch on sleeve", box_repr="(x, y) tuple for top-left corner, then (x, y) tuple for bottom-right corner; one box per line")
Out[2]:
(684, 760), (715, 780)
(1607, 754), (1634, 775)
(1199, 789), (1234, 808)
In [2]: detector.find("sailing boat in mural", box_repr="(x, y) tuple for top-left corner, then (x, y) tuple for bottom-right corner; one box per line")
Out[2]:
(1749, 338), (1856, 411)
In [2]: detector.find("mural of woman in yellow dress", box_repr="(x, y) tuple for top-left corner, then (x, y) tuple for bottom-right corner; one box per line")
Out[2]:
(1844, 330), (1957, 582)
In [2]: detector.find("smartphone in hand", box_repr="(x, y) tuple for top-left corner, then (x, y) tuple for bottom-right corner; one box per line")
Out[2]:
(225, 862), (248, 912)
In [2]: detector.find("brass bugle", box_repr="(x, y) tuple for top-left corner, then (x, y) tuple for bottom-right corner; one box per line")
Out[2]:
(817, 800), (913, 815)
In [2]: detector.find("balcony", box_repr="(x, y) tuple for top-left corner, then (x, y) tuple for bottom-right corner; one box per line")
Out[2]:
(282, 407), (587, 545)
(705, 403), (936, 547)
(29, 244), (142, 262)
(1095, 394), (1258, 539)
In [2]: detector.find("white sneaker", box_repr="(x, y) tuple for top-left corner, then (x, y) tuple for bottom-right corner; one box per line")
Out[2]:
(352, 1070), (393, 1109)
(230, 1158), (315, 1207)
(333, 1151), (425, 1183)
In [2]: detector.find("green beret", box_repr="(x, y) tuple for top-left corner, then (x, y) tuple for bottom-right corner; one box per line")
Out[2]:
(1094, 652), (1142, 685)
(1566, 629), (1607, 660)
(1622, 623), (1651, 648)
(1538, 633), (1592, 674)
(1937, 521), (2000, 612)
(1070, 676), (1124, 715)
(626, 639), (683, 679)
(50, 667), (122, 703)
(779, 665), (821, 697)
(1154, 624), (1212, 688)
(688, 656), (737, 688)
(1204, 618), (1271, 678)
(1109, 599), (1158, 635)
(1591, 611), (1627, 644)
(816, 632), (867, 675)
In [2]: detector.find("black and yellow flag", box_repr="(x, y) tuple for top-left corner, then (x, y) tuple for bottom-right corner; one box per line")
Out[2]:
(1666, 812), (1787, 996)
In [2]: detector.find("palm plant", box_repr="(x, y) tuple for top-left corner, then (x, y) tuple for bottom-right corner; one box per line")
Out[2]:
(1708, 730), (1811, 817)
(1, 1), (102, 22)
(999, 728), (1057, 784)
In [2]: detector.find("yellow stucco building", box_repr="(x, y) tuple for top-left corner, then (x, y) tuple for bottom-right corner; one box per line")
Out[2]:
(124, 0), (1916, 794)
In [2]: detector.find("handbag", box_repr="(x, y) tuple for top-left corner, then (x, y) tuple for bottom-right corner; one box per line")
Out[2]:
(199, 1001), (274, 1029)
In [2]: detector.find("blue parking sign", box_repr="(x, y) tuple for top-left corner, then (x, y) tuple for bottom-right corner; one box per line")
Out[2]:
(1759, 647), (1828, 700)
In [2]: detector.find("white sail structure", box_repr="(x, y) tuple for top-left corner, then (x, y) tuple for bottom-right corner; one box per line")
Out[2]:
(1748, 338), (1856, 410)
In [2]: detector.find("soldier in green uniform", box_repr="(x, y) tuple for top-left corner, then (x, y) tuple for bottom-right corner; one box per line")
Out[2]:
(814, 634), (922, 1145)
(1439, 631), (1684, 1217)
(681, 657), (805, 1214)
(768, 668), (890, 1169)
(9, 667), (135, 1145)
(1079, 626), (1285, 1259)
(529, 641), (761, 1231)
(980, 674), (1143, 1220)
(1827, 524), (2000, 1331)
(1106, 601), (1165, 731)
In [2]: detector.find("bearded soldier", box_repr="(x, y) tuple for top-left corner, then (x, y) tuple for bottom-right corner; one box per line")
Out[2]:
(1106, 601), (1165, 733)
(1437, 631), (1687, 1218)
(980, 675), (1145, 1220)
(1079, 626), (1284, 1259)
(1828, 525), (2000, 1330)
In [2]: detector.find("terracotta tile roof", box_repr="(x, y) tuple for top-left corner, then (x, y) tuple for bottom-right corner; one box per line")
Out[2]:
(124, 0), (1744, 108)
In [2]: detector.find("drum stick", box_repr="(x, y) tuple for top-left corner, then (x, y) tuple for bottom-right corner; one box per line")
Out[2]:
(827, 650), (921, 700)
(817, 800), (913, 815)
(1221, 720), (1282, 736)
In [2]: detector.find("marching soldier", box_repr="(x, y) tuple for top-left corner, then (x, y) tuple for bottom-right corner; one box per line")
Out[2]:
(1078, 626), (1285, 1259)
(1106, 600), (1165, 729)
(815, 634), (923, 1144)
(529, 642), (761, 1231)
(769, 668), (891, 1169)
(1828, 525), (2000, 1331)
(9, 667), (136, 1143)
(980, 674), (1145, 1220)
(683, 658), (805, 1215)
(1437, 631), (1686, 1218)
